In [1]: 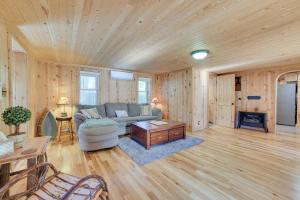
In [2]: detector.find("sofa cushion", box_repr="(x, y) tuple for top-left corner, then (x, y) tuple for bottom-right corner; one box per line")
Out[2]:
(97, 105), (107, 117)
(115, 110), (129, 117)
(79, 118), (118, 129)
(111, 115), (158, 126)
(105, 103), (128, 118)
(111, 117), (138, 127)
(78, 126), (119, 138)
(76, 104), (106, 117)
(127, 103), (141, 117)
(81, 108), (102, 119)
(140, 105), (151, 116)
(74, 113), (88, 131)
(136, 115), (158, 121)
(112, 116), (137, 123)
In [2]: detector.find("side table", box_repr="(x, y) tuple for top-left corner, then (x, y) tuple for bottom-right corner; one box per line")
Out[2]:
(56, 116), (73, 142)
(0, 136), (50, 198)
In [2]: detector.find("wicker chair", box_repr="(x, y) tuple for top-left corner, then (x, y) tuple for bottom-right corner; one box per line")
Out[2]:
(0, 162), (108, 200)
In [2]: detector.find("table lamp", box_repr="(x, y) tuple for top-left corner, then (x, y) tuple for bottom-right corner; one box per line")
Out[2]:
(57, 97), (69, 117)
(152, 97), (159, 107)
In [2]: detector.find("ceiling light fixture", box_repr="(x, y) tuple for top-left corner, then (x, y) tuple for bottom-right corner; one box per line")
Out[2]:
(191, 50), (209, 60)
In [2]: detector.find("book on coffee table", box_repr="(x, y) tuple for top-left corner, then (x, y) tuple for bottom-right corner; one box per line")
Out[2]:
(150, 120), (168, 126)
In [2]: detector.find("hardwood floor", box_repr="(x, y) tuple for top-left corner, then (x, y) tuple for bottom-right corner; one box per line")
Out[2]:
(45, 126), (300, 200)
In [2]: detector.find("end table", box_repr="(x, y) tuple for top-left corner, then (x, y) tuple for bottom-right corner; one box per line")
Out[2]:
(56, 116), (73, 142)
(0, 136), (50, 198)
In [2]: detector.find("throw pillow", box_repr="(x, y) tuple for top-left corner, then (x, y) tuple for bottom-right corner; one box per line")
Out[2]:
(81, 109), (91, 118)
(81, 108), (101, 119)
(115, 110), (128, 117)
(140, 105), (151, 116)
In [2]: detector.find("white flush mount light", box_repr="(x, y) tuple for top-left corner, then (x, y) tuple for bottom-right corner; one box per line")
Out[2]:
(191, 50), (209, 60)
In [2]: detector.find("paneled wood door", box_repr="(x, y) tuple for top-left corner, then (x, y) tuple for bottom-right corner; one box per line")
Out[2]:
(216, 74), (235, 128)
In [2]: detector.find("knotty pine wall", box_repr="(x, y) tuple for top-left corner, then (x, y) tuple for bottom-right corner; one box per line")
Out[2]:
(10, 53), (40, 138)
(235, 70), (275, 131)
(35, 62), (154, 122)
(0, 19), (157, 137)
(153, 68), (209, 131)
(208, 64), (300, 132)
(191, 67), (209, 131)
(208, 73), (217, 124)
(34, 62), (211, 135)
(0, 21), (40, 137)
(11, 52), (28, 133)
(0, 22), (10, 134)
(26, 55), (40, 138)
(153, 69), (192, 129)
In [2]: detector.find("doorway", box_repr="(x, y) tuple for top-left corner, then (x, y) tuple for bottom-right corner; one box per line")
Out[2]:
(208, 73), (235, 128)
(276, 72), (299, 134)
(11, 37), (28, 132)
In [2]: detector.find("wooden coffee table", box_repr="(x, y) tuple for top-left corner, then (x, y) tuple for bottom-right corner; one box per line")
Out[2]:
(131, 121), (186, 149)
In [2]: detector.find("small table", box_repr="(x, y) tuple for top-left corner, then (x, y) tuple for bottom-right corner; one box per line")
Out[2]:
(0, 136), (50, 197)
(131, 121), (186, 149)
(56, 116), (73, 142)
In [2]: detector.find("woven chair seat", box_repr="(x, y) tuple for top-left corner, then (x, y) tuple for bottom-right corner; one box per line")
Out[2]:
(29, 172), (106, 200)
(0, 163), (108, 200)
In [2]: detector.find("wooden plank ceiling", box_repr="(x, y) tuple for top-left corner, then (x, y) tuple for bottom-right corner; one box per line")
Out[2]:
(0, 0), (300, 73)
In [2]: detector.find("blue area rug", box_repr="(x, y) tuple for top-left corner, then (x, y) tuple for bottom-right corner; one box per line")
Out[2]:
(118, 136), (204, 165)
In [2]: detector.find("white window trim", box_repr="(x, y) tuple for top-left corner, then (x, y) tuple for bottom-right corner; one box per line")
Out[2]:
(79, 71), (100, 105)
(138, 77), (151, 105)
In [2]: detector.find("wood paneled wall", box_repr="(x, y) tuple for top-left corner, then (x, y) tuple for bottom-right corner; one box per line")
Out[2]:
(0, 21), (40, 137)
(26, 54), (40, 138)
(0, 22), (10, 133)
(35, 62), (154, 120)
(191, 67), (209, 131)
(153, 69), (192, 129)
(221, 64), (300, 132)
(153, 68), (209, 131)
(0, 48), (155, 137)
(10, 52), (40, 138)
(208, 73), (217, 124)
(11, 52), (27, 107)
(11, 52), (28, 133)
(36, 64), (210, 133)
(235, 70), (275, 131)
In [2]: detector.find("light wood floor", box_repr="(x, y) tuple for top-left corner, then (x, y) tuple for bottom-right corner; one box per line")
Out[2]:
(45, 126), (300, 200)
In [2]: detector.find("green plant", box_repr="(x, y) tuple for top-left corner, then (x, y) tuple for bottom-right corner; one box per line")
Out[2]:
(2, 106), (31, 135)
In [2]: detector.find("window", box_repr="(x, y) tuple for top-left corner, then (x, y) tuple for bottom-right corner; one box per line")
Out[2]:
(80, 71), (100, 105)
(111, 70), (133, 80)
(138, 78), (151, 104)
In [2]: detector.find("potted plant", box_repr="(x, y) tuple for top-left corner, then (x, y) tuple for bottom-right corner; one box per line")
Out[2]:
(2, 106), (31, 148)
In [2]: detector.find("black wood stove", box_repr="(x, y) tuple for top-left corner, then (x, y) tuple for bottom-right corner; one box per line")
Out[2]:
(237, 111), (268, 133)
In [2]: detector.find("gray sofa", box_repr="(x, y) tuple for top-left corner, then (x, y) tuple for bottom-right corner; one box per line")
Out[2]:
(74, 103), (162, 151)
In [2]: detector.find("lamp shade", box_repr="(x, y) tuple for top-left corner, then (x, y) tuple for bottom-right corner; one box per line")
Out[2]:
(152, 97), (159, 104)
(57, 97), (69, 105)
